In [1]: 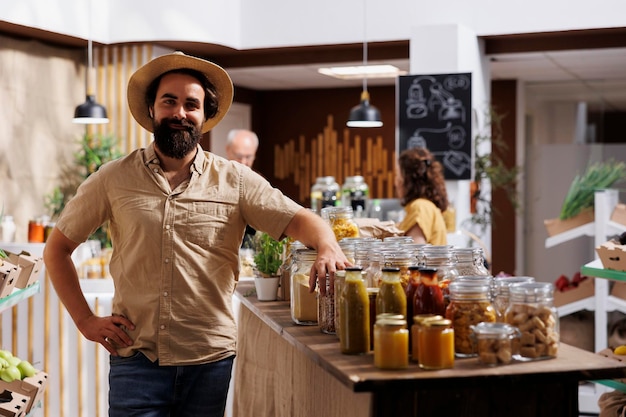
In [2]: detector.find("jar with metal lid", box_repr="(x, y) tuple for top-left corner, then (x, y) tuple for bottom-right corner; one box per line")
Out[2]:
(471, 322), (521, 366)
(376, 267), (407, 319)
(493, 276), (535, 322)
(382, 250), (415, 289)
(326, 206), (360, 241)
(504, 282), (559, 360)
(364, 249), (384, 287)
(411, 314), (442, 362)
(445, 281), (496, 357)
(421, 246), (459, 285)
(417, 318), (455, 370)
(310, 176), (340, 214)
(374, 315), (409, 369)
(453, 247), (490, 276)
(341, 175), (369, 218)
(290, 249), (319, 325)
(339, 266), (370, 354)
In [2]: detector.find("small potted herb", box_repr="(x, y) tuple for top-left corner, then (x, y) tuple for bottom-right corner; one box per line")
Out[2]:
(252, 232), (285, 301)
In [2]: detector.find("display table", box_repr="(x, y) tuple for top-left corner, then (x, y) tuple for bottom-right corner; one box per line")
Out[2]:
(233, 281), (626, 417)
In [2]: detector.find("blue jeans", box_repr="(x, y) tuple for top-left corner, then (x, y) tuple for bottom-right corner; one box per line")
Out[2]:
(109, 351), (234, 417)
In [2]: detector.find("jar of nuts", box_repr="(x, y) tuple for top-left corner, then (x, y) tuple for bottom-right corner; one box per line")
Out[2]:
(504, 282), (559, 361)
(445, 281), (496, 357)
(471, 322), (521, 366)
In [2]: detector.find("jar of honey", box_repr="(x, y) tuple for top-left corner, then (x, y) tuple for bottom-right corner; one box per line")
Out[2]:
(411, 314), (442, 362)
(374, 315), (409, 369)
(417, 318), (454, 370)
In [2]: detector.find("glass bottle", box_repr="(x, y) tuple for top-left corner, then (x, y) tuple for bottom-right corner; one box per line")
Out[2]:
(404, 266), (421, 330)
(0, 215), (16, 243)
(341, 175), (369, 218)
(493, 276), (535, 322)
(376, 267), (407, 319)
(414, 267), (446, 317)
(417, 318), (455, 370)
(310, 176), (340, 214)
(339, 266), (370, 354)
(445, 281), (496, 357)
(290, 249), (318, 325)
(374, 315), (409, 369)
(505, 282), (559, 361)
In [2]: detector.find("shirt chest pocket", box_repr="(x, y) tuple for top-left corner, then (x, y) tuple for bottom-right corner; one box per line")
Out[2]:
(186, 202), (236, 246)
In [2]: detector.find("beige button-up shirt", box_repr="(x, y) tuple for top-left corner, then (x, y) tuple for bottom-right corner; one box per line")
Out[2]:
(56, 143), (301, 365)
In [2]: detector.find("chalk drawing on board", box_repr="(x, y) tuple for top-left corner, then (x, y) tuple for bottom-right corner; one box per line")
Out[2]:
(405, 75), (437, 119)
(406, 123), (452, 149)
(434, 150), (472, 177)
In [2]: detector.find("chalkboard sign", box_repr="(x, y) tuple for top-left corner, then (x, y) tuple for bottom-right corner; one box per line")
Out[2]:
(397, 73), (472, 180)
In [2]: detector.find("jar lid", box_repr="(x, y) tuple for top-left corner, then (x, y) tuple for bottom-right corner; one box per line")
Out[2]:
(423, 318), (451, 328)
(471, 322), (518, 336)
(345, 266), (363, 272)
(448, 281), (490, 294)
(509, 282), (553, 297)
(494, 276), (535, 288)
(412, 314), (443, 325)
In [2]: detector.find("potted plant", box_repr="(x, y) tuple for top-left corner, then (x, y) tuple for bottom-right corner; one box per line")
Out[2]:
(252, 232), (285, 301)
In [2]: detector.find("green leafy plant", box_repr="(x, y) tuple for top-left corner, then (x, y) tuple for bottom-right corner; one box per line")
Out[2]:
(253, 232), (285, 277)
(45, 133), (123, 247)
(559, 160), (626, 220)
(464, 107), (520, 233)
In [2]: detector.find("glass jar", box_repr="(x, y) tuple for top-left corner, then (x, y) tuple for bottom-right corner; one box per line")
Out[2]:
(290, 249), (319, 325)
(410, 314), (442, 362)
(383, 250), (415, 289)
(453, 247), (490, 276)
(445, 281), (496, 357)
(413, 267), (446, 317)
(339, 266), (370, 354)
(341, 176), (369, 218)
(471, 322), (521, 366)
(318, 277), (335, 334)
(334, 270), (346, 338)
(417, 318), (455, 370)
(326, 206), (360, 241)
(367, 287), (380, 350)
(310, 176), (340, 214)
(374, 315), (409, 369)
(376, 267), (407, 319)
(504, 282), (559, 361)
(493, 276), (535, 322)
(0, 215), (16, 243)
(421, 246), (459, 286)
(405, 266), (421, 329)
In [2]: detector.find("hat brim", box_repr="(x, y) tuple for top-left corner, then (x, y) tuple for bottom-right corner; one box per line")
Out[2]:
(127, 51), (233, 134)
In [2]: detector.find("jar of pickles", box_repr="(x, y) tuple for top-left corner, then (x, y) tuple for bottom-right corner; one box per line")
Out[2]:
(374, 314), (409, 369)
(290, 249), (319, 325)
(445, 281), (496, 357)
(504, 282), (559, 360)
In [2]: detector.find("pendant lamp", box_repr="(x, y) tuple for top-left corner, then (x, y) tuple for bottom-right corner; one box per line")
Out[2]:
(73, 15), (109, 124)
(347, 0), (382, 128)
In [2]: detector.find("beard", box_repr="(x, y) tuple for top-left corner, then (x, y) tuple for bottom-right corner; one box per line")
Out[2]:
(153, 118), (203, 159)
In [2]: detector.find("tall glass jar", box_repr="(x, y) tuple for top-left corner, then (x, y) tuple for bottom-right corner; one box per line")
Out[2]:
(290, 249), (318, 325)
(493, 276), (535, 322)
(453, 247), (490, 276)
(405, 266), (421, 329)
(445, 281), (496, 357)
(421, 246), (459, 285)
(326, 206), (360, 241)
(318, 276), (335, 334)
(376, 267), (407, 319)
(505, 282), (559, 360)
(383, 250), (415, 289)
(341, 175), (369, 218)
(334, 270), (346, 338)
(339, 266), (370, 354)
(310, 176), (340, 214)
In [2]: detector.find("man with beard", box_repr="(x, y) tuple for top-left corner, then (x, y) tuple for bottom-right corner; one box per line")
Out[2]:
(43, 52), (350, 417)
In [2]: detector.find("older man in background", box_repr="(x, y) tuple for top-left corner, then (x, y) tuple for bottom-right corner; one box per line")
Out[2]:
(225, 129), (259, 168)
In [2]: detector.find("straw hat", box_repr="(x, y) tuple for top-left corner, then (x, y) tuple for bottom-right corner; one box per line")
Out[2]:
(127, 51), (233, 133)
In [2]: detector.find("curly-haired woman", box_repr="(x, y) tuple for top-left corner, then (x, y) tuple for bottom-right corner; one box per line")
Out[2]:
(394, 147), (449, 245)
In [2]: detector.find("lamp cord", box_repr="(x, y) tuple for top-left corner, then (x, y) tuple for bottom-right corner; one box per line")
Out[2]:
(362, 0), (368, 95)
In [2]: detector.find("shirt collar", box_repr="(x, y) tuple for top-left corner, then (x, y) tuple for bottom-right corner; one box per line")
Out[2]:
(144, 142), (206, 175)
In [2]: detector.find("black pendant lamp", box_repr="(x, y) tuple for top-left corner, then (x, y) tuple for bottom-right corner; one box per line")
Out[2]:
(346, 0), (382, 128)
(73, 35), (109, 124)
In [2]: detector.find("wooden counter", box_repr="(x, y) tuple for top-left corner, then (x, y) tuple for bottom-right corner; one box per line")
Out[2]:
(232, 281), (626, 417)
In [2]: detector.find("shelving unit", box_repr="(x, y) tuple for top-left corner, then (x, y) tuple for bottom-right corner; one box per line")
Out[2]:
(544, 189), (626, 413)
(0, 282), (40, 314)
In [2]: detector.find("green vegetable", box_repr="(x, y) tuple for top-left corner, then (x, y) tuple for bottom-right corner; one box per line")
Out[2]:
(559, 160), (626, 220)
(253, 233), (285, 276)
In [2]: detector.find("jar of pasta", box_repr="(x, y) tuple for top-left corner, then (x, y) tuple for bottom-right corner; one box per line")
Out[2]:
(445, 281), (496, 357)
(504, 282), (559, 361)
(326, 206), (360, 241)
(290, 249), (319, 325)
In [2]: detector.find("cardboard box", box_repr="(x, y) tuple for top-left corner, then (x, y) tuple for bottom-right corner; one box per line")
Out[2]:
(0, 390), (29, 417)
(611, 203), (626, 227)
(0, 371), (48, 414)
(544, 209), (594, 237)
(554, 276), (595, 307)
(0, 261), (19, 299)
(596, 241), (626, 272)
(5, 252), (42, 289)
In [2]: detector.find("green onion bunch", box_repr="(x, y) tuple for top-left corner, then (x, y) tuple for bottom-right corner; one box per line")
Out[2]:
(559, 159), (626, 220)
